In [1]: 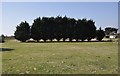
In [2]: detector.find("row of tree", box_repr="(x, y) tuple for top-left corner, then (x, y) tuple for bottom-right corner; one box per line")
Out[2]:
(14, 16), (105, 42)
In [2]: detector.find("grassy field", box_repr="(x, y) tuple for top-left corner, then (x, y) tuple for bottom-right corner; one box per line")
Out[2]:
(1, 39), (118, 74)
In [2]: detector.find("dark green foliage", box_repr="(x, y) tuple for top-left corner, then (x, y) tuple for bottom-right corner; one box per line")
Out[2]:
(61, 16), (69, 41)
(46, 17), (56, 41)
(86, 19), (96, 41)
(96, 27), (105, 41)
(0, 34), (5, 43)
(15, 16), (105, 42)
(75, 19), (96, 41)
(14, 21), (30, 42)
(54, 16), (63, 41)
(31, 17), (42, 42)
(68, 18), (76, 41)
(41, 17), (50, 42)
(105, 27), (118, 35)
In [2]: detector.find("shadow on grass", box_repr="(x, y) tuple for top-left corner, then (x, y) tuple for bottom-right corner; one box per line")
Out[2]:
(0, 48), (14, 52)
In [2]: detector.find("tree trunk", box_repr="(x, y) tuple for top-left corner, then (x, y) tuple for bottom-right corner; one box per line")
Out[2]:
(87, 38), (91, 42)
(37, 40), (39, 42)
(63, 38), (66, 42)
(69, 38), (72, 42)
(76, 39), (78, 42)
(57, 39), (60, 42)
(22, 40), (26, 42)
(50, 39), (52, 42)
(44, 39), (46, 42)
(82, 39), (84, 42)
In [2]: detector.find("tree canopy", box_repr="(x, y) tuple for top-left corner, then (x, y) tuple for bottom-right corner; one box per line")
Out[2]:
(105, 27), (118, 35)
(14, 16), (106, 42)
(96, 27), (105, 41)
(14, 21), (30, 42)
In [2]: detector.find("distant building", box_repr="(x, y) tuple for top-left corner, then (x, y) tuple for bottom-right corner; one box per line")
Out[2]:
(109, 35), (116, 39)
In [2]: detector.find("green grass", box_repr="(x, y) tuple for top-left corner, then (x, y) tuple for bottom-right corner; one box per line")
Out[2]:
(2, 40), (118, 74)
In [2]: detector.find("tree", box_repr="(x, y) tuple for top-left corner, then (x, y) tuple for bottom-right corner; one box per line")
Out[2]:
(47, 17), (56, 42)
(86, 19), (96, 41)
(54, 16), (63, 42)
(67, 18), (76, 42)
(75, 19), (88, 41)
(105, 27), (118, 35)
(74, 19), (81, 41)
(31, 17), (42, 42)
(96, 27), (105, 41)
(14, 21), (30, 42)
(62, 16), (69, 42)
(0, 34), (5, 43)
(75, 19), (96, 42)
(41, 17), (49, 42)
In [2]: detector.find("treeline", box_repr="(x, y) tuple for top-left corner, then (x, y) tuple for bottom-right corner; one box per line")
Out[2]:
(14, 16), (105, 42)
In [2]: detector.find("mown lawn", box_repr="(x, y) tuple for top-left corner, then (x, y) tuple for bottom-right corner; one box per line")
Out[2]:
(1, 39), (118, 74)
